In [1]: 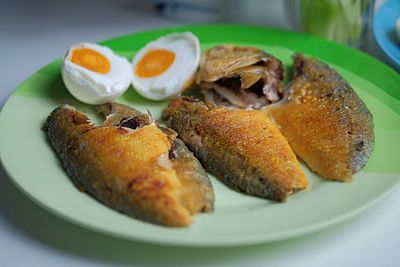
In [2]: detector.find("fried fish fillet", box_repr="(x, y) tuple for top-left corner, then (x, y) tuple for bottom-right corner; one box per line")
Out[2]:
(268, 54), (375, 181)
(44, 104), (214, 227)
(97, 102), (215, 215)
(162, 97), (308, 202)
(196, 45), (284, 109)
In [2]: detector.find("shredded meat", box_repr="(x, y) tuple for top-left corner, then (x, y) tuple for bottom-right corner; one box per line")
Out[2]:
(197, 45), (285, 109)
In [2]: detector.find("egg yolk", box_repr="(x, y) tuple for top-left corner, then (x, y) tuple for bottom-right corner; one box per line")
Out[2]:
(135, 49), (175, 78)
(70, 48), (110, 74)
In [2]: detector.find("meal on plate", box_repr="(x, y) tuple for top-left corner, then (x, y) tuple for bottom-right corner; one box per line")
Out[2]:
(162, 96), (308, 202)
(44, 103), (214, 227)
(43, 31), (375, 227)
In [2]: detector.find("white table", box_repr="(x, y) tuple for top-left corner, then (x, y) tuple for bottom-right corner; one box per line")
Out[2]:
(1, 1), (399, 266)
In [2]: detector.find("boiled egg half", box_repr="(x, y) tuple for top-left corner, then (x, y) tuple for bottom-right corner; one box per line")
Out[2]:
(131, 32), (200, 100)
(62, 43), (132, 105)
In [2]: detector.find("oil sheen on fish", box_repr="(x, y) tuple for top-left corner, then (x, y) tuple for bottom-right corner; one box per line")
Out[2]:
(268, 54), (375, 181)
(162, 97), (308, 202)
(44, 103), (214, 227)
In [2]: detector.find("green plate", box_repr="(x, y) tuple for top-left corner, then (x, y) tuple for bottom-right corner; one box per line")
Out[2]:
(0, 25), (399, 247)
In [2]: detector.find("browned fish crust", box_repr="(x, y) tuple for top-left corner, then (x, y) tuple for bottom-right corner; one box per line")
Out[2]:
(162, 97), (308, 202)
(97, 102), (215, 214)
(268, 54), (375, 181)
(44, 104), (214, 227)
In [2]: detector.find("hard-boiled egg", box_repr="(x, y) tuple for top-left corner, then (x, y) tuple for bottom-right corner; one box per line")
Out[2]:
(62, 42), (132, 105)
(131, 32), (200, 100)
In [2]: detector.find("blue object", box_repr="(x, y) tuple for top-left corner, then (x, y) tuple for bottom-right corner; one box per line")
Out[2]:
(373, 0), (400, 70)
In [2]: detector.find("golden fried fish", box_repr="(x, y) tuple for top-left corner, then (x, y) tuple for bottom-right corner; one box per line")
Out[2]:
(44, 104), (214, 227)
(97, 102), (215, 214)
(162, 97), (308, 202)
(196, 45), (284, 109)
(268, 54), (375, 181)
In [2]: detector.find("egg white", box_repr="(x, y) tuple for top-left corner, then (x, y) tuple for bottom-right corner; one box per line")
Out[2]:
(131, 32), (200, 100)
(62, 42), (132, 105)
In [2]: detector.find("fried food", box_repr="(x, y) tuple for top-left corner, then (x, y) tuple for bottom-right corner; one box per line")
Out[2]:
(162, 97), (308, 202)
(44, 103), (214, 227)
(268, 54), (375, 181)
(97, 102), (215, 214)
(196, 45), (284, 109)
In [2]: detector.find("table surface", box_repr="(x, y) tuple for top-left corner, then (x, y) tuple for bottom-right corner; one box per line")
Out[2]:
(1, 1), (399, 267)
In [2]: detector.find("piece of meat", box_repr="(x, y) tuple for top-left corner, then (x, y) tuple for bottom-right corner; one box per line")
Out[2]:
(97, 102), (215, 214)
(267, 54), (375, 181)
(196, 45), (284, 109)
(162, 97), (308, 202)
(44, 104), (214, 227)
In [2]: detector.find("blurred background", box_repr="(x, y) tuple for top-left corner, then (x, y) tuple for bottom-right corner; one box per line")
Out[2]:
(0, 0), (399, 267)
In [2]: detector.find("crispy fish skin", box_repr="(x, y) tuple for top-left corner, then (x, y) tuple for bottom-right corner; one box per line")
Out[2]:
(169, 137), (214, 213)
(196, 45), (284, 109)
(97, 102), (215, 214)
(45, 105), (195, 227)
(268, 54), (374, 181)
(162, 97), (308, 202)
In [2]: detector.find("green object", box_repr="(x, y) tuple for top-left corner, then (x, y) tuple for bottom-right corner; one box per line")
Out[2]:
(300, 0), (372, 47)
(1, 25), (399, 247)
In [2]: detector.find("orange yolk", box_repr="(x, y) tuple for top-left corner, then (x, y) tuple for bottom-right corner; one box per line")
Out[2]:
(135, 49), (175, 78)
(70, 48), (110, 74)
